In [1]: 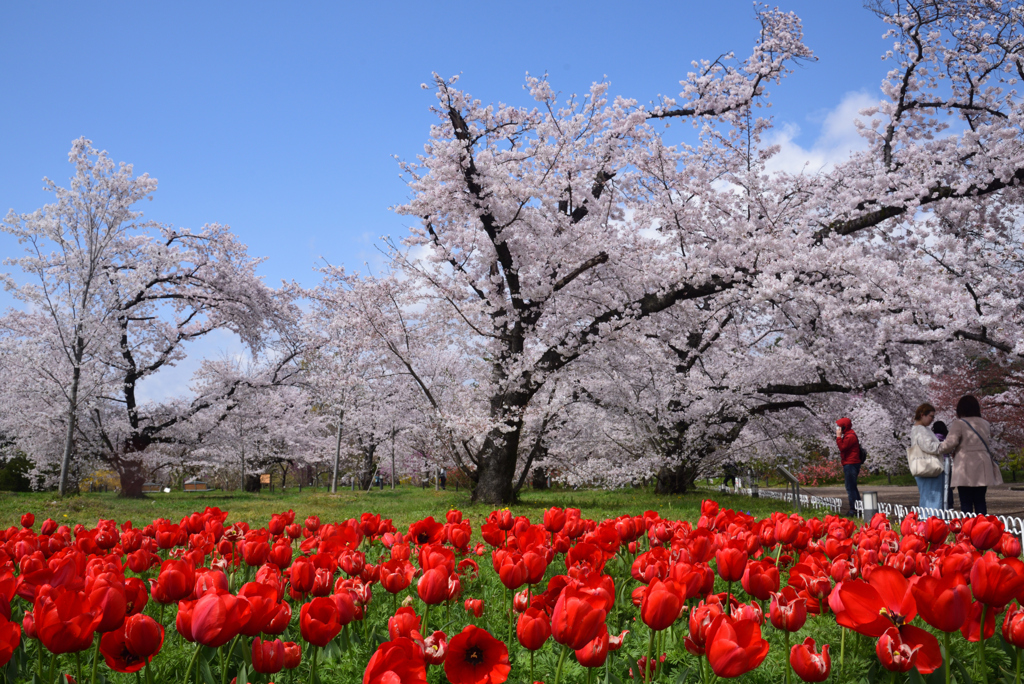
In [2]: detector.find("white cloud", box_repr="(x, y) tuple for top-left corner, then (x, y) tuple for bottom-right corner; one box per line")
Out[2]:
(764, 91), (877, 174)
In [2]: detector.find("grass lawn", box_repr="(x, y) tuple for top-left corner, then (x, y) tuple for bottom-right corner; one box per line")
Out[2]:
(0, 484), (794, 530)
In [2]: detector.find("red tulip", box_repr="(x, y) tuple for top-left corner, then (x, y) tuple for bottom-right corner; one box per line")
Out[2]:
(741, 560), (779, 601)
(423, 630), (448, 666)
(1003, 603), (1024, 649)
(876, 627), (919, 672)
(770, 587), (807, 632)
(790, 637), (830, 682)
(910, 573), (971, 633)
(715, 545), (748, 583)
(87, 572), (127, 633)
(300, 596), (342, 647)
(961, 599), (997, 642)
(175, 599), (195, 642)
(190, 592), (251, 648)
(283, 641), (302, 669)
(388, 607), (422, 641)
(964, 516), (1004, 551)
(705, 614), (770, 678)
(124, 614), (162, 662)
(465, 598), (484, 618)
(252, 637), (285, 674)
(363, 637), (428, 684)
(268, 542), (292, 569)
(575, 623), (609, 668)
(641, 579), (685, 632)
(290, 556), (315, 595)
(21, 513), (33, 529)
(835, 567), (942, 673)
(551, 585), (607, 650)
(444, 625), (510, 684)
(497, 553), (529, 590)
(516, 607), (551, 651)
(380, 559), (415, 594)
(262, 600), (292, 635)
(685, 597), (725, 656)
(544, 508), (566, 534)
(34, 585), (102, 653)
(970, 552), (1024, 607)
(0, 617), (20, 667)
(150, 559), (194, 604)
(416, 567), (449, 605)
(1000, 533), (1023, 559)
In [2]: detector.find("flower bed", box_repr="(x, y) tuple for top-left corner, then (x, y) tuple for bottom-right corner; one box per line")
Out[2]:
(0, 502), (1018, 683)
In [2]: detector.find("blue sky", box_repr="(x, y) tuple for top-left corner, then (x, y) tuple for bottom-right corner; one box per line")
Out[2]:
(0, 1), (892, 400)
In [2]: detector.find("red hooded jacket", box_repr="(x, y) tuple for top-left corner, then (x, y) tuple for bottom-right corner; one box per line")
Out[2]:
(836, 417), (861, 466)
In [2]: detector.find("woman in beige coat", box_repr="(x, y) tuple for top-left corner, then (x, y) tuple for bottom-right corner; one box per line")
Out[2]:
(937, 395), (1003, 514)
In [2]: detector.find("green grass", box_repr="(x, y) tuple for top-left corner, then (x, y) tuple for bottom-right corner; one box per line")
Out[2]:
(0, 484), (792, 530)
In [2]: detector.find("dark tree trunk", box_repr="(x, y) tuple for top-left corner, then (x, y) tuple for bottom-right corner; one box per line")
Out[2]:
(358, 445), (377, 490)
(654, 462), (700, 494)
(472, 423), (523, 505)
(531, 467), (549, 490)
(117, 458), (147, 498)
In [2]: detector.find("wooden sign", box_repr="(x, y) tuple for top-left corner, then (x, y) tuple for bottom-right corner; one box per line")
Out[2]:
(260, 474), (271, 485)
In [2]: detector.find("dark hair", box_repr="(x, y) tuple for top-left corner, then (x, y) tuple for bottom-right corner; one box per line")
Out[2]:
(955, 395), (982, 418)
(914, 403), (936, 421)
(932, 421), (948, 437)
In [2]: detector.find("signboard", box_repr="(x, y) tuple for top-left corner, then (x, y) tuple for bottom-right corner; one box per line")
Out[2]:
(260, 474), (271, 485)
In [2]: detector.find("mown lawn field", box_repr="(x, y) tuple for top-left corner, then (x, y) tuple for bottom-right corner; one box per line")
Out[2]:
(0, 485), (787, 530)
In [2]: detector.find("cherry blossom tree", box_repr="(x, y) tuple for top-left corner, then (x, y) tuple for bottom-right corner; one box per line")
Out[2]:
(379, 0), (1024, 503)
(2, 139), (299, 496)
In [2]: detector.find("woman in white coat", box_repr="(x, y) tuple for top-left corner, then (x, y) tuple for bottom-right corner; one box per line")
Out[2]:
(909, 403), (945, 510)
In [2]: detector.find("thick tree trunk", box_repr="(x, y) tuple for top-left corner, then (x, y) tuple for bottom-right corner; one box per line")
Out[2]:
(472, 425), (523, 505)
(116, 458), (147, 499)
(358, 446), (376, 490)
(654, 462), (699, 494)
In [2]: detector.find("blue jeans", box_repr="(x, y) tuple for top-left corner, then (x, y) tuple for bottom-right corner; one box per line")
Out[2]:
(843, 464), (861, 514)
(915, 476), (944, 511)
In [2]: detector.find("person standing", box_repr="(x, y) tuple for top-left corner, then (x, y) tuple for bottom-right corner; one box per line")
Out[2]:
(932, 421), (953, 509)
(836, 417), (862, 517)
(937, 395), (1003, 514)
(908, 403), (944, 510)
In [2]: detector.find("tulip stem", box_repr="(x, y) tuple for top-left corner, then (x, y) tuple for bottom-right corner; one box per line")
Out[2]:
(307, 645), (319, 684)
(1015, 646), (1021, 684)
(422, 604), (431, 635)
(530, 649), (534, 684)
(554, 644), (569, 684)
(978, 604), (989, 684)
(76, 652), (82, 684)
(784, 630), (792, 684)
(185, 643), (202, 684)
(726, 582), (732, 616)
(840, 627), (846, 676)
(645, 629), (656, 684)
(508, 605), (514, 646)
(47, 653), (56, 684)
(90, 635), (101, 684)
(943, 631), (951, 684)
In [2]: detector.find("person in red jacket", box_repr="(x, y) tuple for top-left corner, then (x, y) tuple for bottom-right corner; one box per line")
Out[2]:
(835, 417), (862, 517)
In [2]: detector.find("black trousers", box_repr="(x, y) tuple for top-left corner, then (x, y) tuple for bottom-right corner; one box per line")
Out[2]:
(958, 486), (987, 515)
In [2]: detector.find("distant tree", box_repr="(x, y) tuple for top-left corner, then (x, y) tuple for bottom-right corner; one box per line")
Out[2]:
(2, 139), (298, 496)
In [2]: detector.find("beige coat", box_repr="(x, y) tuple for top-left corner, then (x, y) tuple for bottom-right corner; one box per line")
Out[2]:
(937, 417), (1004, 488)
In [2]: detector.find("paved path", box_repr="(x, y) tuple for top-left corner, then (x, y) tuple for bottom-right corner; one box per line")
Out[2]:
(777, 483), (1024, 517)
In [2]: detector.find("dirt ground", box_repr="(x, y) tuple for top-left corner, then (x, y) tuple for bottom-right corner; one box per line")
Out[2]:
(780, 482), (1024, 517)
